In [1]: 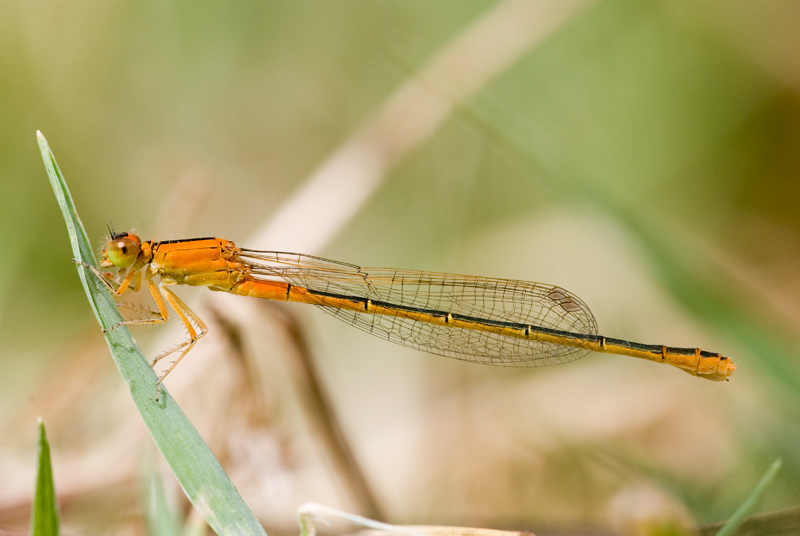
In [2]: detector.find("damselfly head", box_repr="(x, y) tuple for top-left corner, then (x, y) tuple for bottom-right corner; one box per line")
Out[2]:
(101, 231), (142, 269)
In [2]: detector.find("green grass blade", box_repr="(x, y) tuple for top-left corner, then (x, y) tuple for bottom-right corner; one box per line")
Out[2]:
(30, 419), (59, 536)
(37, 131), (267, 536)
(141, 466), (181, 536)
(715, 458), (783, 536)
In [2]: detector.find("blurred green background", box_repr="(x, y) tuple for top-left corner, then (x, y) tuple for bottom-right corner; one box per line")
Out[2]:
(3, 1), (800, 534)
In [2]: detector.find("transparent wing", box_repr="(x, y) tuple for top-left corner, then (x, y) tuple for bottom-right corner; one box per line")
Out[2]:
(239, 250), (598, 367)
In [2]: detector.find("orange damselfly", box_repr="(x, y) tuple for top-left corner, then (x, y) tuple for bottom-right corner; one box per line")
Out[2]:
(89, 231), (736, 393)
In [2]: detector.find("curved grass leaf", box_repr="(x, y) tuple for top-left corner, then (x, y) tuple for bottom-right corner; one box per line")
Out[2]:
(38, 131), (267, 536)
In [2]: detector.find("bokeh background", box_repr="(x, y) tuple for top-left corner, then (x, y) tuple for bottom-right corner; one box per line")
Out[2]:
(3, 1), (800, 534)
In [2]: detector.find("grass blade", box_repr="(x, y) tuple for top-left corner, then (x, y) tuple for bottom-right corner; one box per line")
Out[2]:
(37, 131), (267, 536)
(30, 419), (59, 536)
(141, 466), (181, 536)
(715, 458), (783, 536)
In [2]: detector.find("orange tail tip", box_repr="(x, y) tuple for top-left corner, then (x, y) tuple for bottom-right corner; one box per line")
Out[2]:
(679, 351), (737, 381)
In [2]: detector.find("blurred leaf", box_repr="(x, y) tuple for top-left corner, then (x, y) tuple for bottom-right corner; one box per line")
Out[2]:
(714, 458), (782, 536)
(141, 464), (181, 536)
(700, 506), (800, 536)
(298, 502), (544, 536)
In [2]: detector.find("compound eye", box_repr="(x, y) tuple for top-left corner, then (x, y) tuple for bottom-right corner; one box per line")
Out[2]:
(105, 236), (140, 268)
